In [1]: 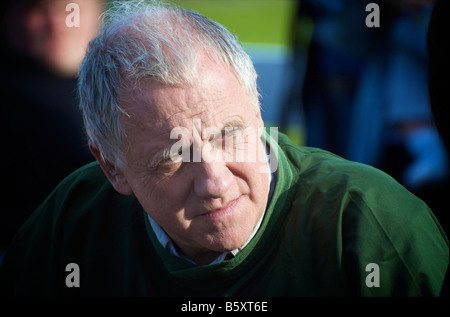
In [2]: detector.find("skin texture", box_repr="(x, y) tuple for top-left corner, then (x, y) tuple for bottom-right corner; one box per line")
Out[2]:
(91, 52), (270, 265)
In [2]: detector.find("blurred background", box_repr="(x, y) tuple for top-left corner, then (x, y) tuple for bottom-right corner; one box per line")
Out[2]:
(0, 0), (448, 261)
(0, 0), (104, 259)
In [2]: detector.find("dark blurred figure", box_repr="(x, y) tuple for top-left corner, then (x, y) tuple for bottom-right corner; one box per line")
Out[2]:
(427, 0), (449, 297)
(283, 0), (449, 234)
(427, 0), (448, 154)
(0, 0), (104, 252)
(287, 0), (375, 157)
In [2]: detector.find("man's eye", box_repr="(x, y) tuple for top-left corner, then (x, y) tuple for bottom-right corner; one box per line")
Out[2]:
(162, 148), (184, 164)
(220, 126), (243, 148)
(148, 149), (183, 173)
(223, 126), (240, 137)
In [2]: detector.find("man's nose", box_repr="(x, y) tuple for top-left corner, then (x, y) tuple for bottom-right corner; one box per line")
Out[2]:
(193, 150), (234, 199)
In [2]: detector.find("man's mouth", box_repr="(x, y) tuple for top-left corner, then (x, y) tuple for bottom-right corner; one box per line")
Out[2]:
(199, 196), (242, 220)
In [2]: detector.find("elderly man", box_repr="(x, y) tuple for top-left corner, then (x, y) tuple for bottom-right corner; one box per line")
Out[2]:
(0, 0), (448, 296)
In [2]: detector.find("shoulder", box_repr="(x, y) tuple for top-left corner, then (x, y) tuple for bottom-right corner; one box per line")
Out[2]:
(277, 132), (400, 195)
(0, 162), (143, 295)
(277, 134), (435, 229)
(51, 160), (109, 194)
(17, 161), (138, 240)
(275, 134), (448, 296)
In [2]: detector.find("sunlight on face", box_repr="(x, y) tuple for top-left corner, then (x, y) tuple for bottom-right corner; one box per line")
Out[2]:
(118, 53), (270, 264)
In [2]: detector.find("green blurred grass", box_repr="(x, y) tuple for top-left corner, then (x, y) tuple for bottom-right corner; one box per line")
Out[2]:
(171, 0), (295, 46)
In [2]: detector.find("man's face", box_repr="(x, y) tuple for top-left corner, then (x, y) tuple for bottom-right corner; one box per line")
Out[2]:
(115, 54), (270, 264)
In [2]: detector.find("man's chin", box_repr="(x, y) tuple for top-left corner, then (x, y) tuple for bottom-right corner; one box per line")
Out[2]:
(200, 227), (254, 253)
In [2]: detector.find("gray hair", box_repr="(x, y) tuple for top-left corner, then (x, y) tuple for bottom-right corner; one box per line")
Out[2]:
(78, 0), (259, 168)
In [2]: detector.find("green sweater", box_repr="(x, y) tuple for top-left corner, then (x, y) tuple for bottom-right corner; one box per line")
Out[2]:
(0, 133), (448, 296)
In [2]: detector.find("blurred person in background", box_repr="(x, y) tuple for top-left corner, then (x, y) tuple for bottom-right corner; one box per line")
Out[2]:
(284, 0), (448, 234)
(0, 0), (104, 255)
(427, 0), (449, 297)
(347, 0), (449, 233)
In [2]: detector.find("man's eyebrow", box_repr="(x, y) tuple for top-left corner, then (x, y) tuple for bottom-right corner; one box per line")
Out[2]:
(202, 119), (245, 141)
(222, 119), (245, 129)
(143, 124), (188, 164)
(148, 135), (192, 167)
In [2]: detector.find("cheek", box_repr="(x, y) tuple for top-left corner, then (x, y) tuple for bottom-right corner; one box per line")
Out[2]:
(132, 175), (191, 225)
(230, 160), (268, 202)
(233, 143), (270, 204)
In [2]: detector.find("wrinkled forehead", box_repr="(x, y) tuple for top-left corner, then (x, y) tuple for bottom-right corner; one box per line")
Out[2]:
(117, 79), (252, 165)
(118, 54), (250, 136)
(119, 81), (208, 135)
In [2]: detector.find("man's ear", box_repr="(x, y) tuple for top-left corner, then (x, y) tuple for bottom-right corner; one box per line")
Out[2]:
(256, 108), (264, 129)
(255, 104), (265, 139)
(88, 141), (133, 195)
